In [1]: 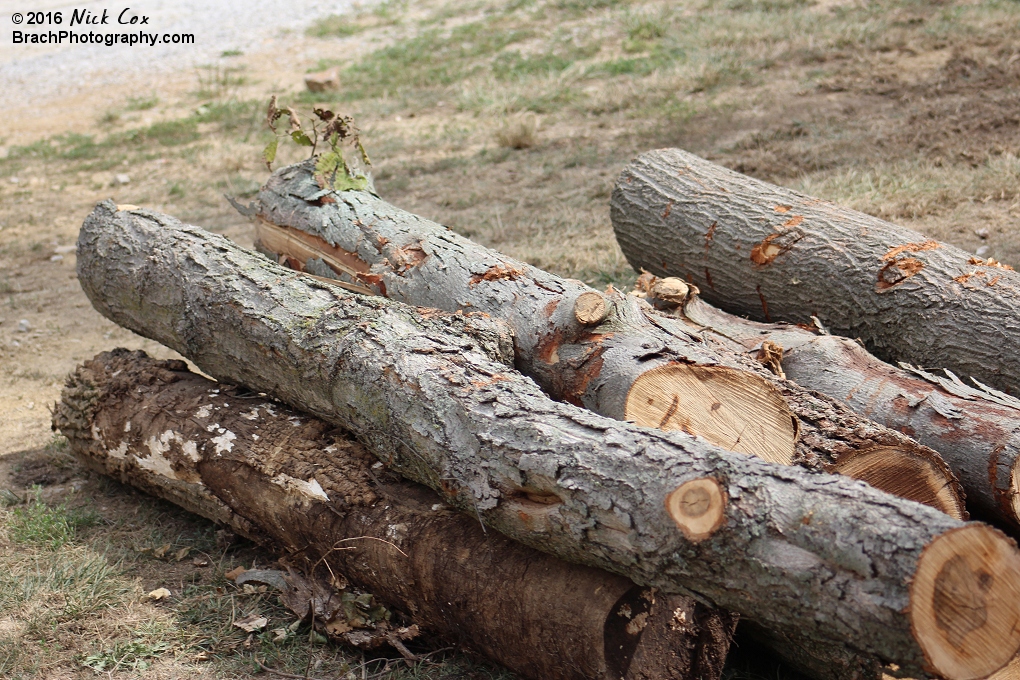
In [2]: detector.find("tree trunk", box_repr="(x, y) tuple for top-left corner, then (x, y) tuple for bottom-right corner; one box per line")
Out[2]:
(242, 162), (965, 520)
(54, 349), (737, 680)
(667, 292), (1020, 529)
(75, 201), (1020, 680)
(610, 147), (1020, 398)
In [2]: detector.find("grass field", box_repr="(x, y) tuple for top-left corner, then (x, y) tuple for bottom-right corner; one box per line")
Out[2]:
(2, 0), (1019, 676)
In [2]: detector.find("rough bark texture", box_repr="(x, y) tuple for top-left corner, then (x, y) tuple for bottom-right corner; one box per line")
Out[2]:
(54, 349), (736, 680)
(610, 147), (1020, 398)
(636, 288), (1020, 529)
(244, 161), (965, 518)
(75, 201), (1020, 679)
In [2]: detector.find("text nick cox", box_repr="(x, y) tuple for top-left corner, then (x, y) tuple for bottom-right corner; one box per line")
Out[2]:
(19, 9), (151, 26)
(72, 8), (148, 25)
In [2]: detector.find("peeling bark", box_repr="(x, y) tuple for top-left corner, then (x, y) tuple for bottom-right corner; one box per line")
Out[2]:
(53, 349), (736, 680)
(610, 147), (1020, 398)
(244, 162), (964, 518)
(74, 202), (1020, 679)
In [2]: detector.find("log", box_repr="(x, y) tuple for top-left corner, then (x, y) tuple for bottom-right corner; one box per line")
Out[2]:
(54, 349), (737, 680)
(75, 201), (1020, 680)
(648, 281), (1020, 529)
(241, 161), (965, 520)
(609, 147), (1020, 398)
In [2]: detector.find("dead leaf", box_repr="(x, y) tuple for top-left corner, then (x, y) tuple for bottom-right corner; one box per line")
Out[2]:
(173, 547), (191, 562)
(147, 587), (172, 601)
(152, 543), (171, 559)
(225, 566), (247, 581)
(192, 557), (210, 567)
(233, 613), (269, 633)
(325, 619), (352, 636)
(271, 627), (289, 642)
(193, 651), (211, 662)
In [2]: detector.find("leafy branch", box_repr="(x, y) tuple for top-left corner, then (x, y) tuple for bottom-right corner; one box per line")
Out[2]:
(263, 96), (372, 192)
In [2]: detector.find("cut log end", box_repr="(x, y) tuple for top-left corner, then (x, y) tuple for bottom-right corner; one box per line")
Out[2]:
(666, 478), (726, 541)
(574, 291), (609, 326)
(624, 363), (797, 466)
(910, 524), (1020, 680)
(830, 447), (966, 520)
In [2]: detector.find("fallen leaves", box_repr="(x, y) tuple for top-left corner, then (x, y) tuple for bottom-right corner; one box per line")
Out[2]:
(233, 613), (269, 633)
(224, 565), (246, 581)
(139, 543), (192, 562)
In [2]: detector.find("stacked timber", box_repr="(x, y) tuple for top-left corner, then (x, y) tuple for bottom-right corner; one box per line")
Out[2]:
(610, 149), (1020, 529)
(237, 161), (966, 520)
(65, 201), (1020, 680)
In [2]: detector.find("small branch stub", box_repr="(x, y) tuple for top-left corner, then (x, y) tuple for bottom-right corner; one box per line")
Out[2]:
(666, 478), (726, 541)
(648, 277), (694, 309)
(574, 291), (609, 326)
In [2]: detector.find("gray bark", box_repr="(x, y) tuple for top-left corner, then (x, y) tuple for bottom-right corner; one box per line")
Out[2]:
(54, 349), (737, 680)
(74, 201), (1020, 679)
(610, 147), (1020, 397)
(243, 161), (965, 518)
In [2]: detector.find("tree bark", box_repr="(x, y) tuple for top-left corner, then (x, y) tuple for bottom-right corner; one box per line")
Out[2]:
(668, 292), (1020, 529)
(242, 161), (965, 520)
(75, 201), (1020, 680)
(54, 349), (737, 680)
(610, 147), (1020, 398)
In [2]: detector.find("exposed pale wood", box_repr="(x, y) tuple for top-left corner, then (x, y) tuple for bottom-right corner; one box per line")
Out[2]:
(666, 478), (726, 541)
(254, 218), (374, 294)
(910, 525), (1020, 680)
(55, 349), (737, 680)
(76, 202), (1020, 678)
(623, 364), (796, 465)
(246, 160), (964, 518)
(574, 291), (609, 325)
(830, 447), (963, 519)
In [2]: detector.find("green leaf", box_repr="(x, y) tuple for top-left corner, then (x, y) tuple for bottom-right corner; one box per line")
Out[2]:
(314, 150), (342, 188)
(262, 138), (278, 168)
(291, 130), (314, 147)
(314, 150), (368, 192)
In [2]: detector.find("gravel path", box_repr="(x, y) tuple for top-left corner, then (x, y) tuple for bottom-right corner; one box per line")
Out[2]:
(0, 0), (353, 102)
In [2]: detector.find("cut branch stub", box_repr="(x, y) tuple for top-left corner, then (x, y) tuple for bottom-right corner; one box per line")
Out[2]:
(830, 447), (963, 519)
(624, 363), (797, 466)
(574, 291), (609, 326)
(666, 477), (726, 541)
(910, 525), (1020, 680)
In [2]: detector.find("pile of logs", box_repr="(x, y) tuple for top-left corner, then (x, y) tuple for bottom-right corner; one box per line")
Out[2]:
(54, 151), (1020, 680)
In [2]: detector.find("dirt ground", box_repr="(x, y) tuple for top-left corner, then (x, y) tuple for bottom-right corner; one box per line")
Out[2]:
(2, 0), (1020, 677)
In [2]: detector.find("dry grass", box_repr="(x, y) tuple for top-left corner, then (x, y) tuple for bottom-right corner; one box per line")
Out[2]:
(2, 0), (1020, 676)
(495, 113), (539, 149)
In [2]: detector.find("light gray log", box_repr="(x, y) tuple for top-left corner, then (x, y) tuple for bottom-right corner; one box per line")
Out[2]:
(75, 201), (1020, 680)
(54, 349), (737, 680)
(610, 147), (1020, 397)
(242, 161), (966, 520)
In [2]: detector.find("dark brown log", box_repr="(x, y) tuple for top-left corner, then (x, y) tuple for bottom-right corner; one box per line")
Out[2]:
(53, 349), (737, 680)
(609, 148), (1020, 397)
(641, 279), (1020, 529)
(241, 161), (965, 520)
(75, 201), (1020, 679)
